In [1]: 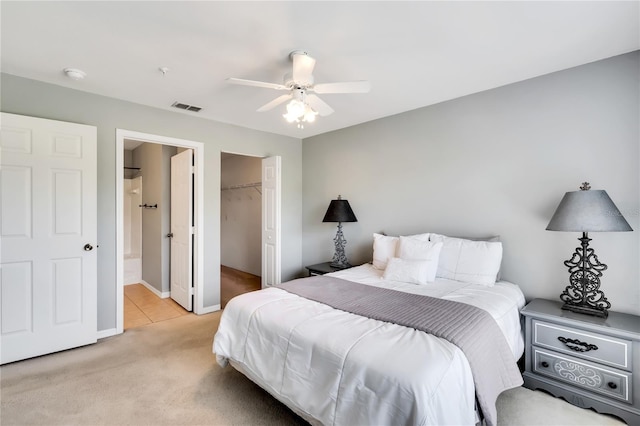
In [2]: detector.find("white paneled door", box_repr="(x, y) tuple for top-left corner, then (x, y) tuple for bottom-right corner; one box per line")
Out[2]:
(0, 113), (97, 364)
(170, 149), (193, 311)
(261, 156), (281, 288)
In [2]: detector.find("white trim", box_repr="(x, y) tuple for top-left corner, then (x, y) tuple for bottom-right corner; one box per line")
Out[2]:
(115, 129), (206, 336)
(97, 328), (118, 340)
(222, 150), (263, 158)
(200, 304), (221, 314)
(116, 139), (124, 335)
(139, 280), (171, 299)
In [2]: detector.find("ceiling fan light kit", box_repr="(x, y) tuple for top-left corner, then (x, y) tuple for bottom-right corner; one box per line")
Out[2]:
(282, 88), (318, 128)
(227, 50), (370, 128)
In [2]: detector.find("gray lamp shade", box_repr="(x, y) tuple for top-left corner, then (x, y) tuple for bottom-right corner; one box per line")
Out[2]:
(546, 189), (632, 232)
(322, 198), (357, 223)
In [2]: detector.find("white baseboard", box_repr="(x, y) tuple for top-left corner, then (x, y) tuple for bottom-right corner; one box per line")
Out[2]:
(97, 328), (118, 340)
(125, 280), (217, 319)
(200, 304), (221, 314)
(140, 280), (171, 299)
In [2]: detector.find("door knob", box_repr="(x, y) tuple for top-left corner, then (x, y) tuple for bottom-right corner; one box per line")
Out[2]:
(84, 244), (94, 251)
(167, 233), (174, 238)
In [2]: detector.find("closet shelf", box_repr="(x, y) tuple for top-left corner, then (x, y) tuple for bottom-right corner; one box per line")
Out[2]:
(221, 182), (262, 195)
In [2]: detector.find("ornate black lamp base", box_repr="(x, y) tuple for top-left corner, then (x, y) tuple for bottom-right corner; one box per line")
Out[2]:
(559, 232), (610, 318)
(330, 222), (352, 269)
(561, 303), (608, 318)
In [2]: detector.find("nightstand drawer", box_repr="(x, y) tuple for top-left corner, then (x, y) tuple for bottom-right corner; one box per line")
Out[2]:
(533, 320), (632, 370)
(533, 348), (632, 404)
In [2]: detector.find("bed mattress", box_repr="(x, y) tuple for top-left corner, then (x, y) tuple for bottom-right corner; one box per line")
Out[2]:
(214, 263), (525, 425)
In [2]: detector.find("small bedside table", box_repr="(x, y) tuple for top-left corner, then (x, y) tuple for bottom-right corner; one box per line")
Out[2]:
(521, 298), (640, 425)
(305, 262), (350, 276)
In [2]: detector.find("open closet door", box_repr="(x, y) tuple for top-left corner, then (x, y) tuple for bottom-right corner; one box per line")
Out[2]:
(1, 113), (97, 364)
(261, 156), (281, 288)
(170, 149), (193, 311)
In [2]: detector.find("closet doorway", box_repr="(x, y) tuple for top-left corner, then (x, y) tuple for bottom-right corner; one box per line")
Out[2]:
(115, 129), (204, 335)
(220, 152), (262, 307)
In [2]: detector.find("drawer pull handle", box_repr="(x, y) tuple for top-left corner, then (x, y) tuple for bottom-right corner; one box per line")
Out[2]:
(558, 336), (598, 352)
(541, 361), (549, 368)
(608, 382), (617, 390)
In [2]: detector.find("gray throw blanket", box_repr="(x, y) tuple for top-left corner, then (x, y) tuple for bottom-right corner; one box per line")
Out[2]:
(278, 276), (523, 426)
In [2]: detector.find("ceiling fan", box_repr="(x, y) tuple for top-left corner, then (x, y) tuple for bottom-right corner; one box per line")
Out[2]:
(227, 51), (370, 127)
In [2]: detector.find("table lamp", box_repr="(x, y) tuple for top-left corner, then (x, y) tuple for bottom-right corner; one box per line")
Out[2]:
(546, 182), (632, 318)
(322, 195), (358, 268)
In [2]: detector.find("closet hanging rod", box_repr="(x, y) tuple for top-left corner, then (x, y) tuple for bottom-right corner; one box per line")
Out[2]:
(124, 167), (141, 170)
(220, 182), (262, 191)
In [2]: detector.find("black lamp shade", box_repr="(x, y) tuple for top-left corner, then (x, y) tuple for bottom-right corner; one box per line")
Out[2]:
(322, 199), (357, 223)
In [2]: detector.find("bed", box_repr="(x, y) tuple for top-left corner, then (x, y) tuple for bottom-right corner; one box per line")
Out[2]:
(213, 233), (526, 426)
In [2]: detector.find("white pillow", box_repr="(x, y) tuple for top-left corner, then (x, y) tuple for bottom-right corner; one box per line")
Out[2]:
(372, 233), (398, 270)
(431, 233), (503, 280)
(404, 232), (430, 242)
(383, 257), (434, 285)
(430, 233), (503, 280)
(429, 234), (503, 286)
(397, 236), (443, 282)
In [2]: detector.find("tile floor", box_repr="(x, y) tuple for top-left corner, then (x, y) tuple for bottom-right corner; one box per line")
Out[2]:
(124, 267), (261, 330)
(124, 284), (190, 330)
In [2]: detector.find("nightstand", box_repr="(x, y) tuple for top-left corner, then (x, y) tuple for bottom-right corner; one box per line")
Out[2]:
(521, 298), (640, 425)
(305, 262), (350, 276)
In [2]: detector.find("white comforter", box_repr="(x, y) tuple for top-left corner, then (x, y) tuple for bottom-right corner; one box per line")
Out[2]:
(213, 264), (525, 426)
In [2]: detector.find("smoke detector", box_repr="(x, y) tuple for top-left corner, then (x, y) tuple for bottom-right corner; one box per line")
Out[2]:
(63, 68), (86, 80)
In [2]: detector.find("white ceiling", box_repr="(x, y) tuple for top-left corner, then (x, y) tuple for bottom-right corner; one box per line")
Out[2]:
(2, 1), (638, 139)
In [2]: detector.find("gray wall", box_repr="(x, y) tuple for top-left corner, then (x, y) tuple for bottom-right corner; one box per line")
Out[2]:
(3, 51), (637, 330)
(1, 73), (303, 332)
(302, 52), (640, 315)
(133, 143), (176, 293)
(221, 154), (262, 276)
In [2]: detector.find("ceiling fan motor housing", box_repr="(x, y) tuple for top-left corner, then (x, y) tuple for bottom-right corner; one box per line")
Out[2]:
(283, 72), (313, 89)
(291, 87), (306, 102)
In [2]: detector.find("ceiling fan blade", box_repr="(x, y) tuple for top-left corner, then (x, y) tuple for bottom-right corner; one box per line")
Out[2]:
(226, 77), (286, 91)
(306, 94), (334, 116)
(292, 53), (316, 84)
(313, 81), (371, 94)
(257, 94), (292, 112)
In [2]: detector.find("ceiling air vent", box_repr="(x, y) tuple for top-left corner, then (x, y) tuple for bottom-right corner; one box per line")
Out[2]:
(171, 101), (202, 112)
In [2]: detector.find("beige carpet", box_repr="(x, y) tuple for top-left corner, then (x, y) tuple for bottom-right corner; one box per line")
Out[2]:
(0, 311), (625, 426)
